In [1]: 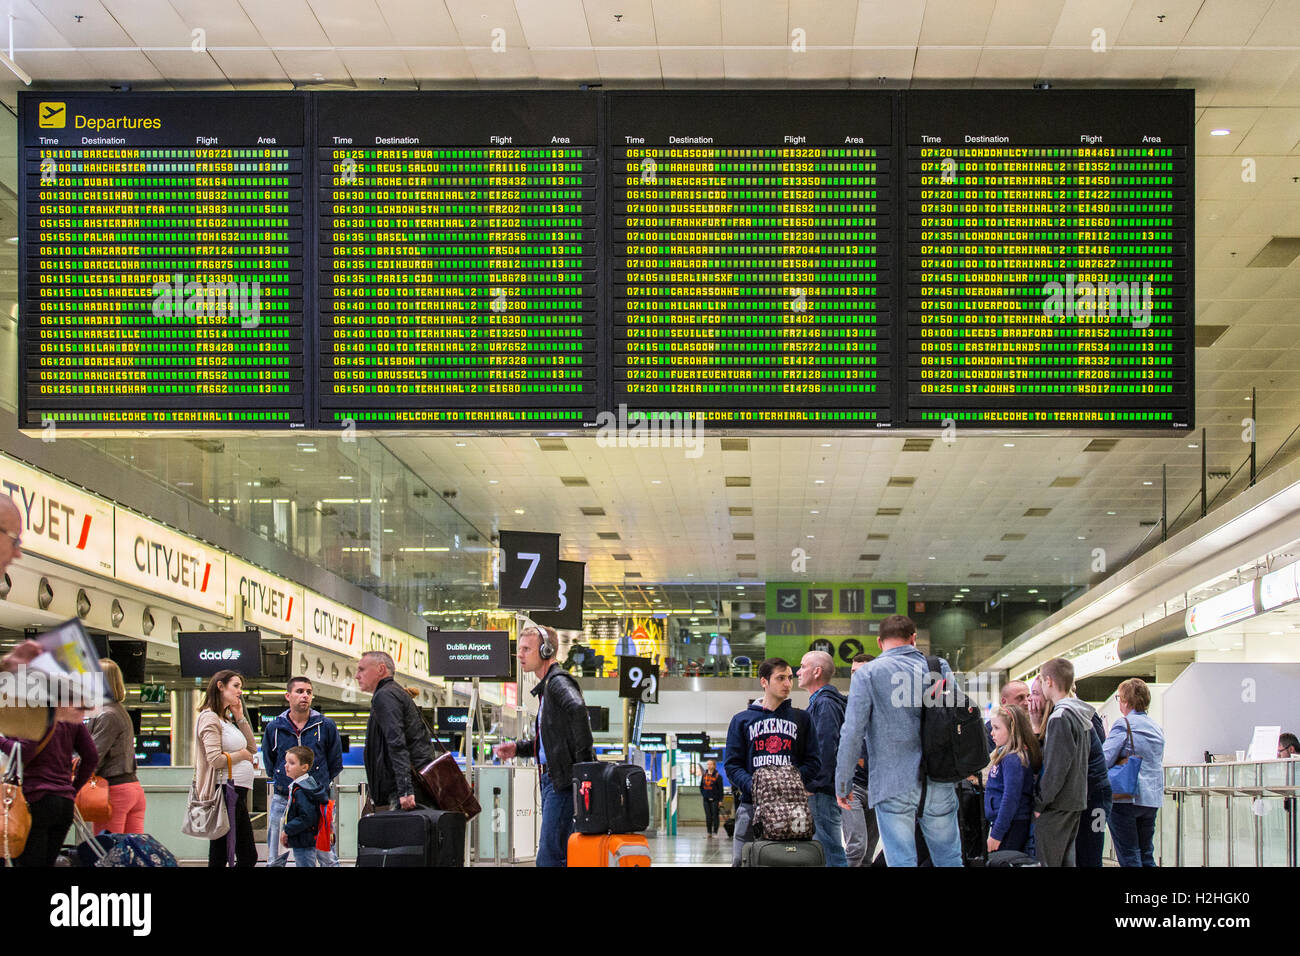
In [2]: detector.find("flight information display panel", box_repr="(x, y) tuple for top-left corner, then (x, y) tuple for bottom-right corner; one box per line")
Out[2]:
(316, 93), (599, 429)
(609, 93), (895, 427)
(18, 93), (306, 428)
(905, 90), (1192, 429)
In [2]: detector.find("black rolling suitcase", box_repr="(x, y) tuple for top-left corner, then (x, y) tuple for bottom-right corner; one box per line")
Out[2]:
(957, 778), (990, 866)
(742, 839), (825, 867)
(356, 807), (465, 867)
(572, 762), (650, 834)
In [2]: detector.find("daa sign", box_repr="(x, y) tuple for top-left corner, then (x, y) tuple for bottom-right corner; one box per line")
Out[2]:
(178, 630), (262, 679)
(618, 655), (659, 703)
(496, 530), (559, 611)
(531, 560), (585, 631)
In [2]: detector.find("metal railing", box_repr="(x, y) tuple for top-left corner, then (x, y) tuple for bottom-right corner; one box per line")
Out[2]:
(1159, 759), (1299, 866)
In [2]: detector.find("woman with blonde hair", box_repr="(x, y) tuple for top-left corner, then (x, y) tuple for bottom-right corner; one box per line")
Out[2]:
(87, 658), (146, 834)
(984, 705), (1041, 853)
(196, 669), (258, 867)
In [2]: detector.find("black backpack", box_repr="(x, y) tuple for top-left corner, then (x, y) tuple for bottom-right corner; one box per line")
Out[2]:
(919, 655), (990, 783)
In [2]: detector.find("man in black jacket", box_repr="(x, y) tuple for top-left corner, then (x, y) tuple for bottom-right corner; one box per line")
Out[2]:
(358, 650), (434, 811)
(493, 625), (594, 866)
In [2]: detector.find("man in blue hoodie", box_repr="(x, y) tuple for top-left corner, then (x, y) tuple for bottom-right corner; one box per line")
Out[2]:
(261, 677), (343, 866)
(799, 649), (848, 866)
(723, 657), (820, 867)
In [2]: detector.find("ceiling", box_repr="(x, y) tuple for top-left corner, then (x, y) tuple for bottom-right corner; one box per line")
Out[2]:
(0, 0), (1295, 625)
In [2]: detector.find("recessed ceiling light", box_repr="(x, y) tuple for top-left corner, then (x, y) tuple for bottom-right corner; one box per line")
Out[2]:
(1027, 588), (1039, 594)
(339, 475), (353, 481)
(1270, 631), (1283, 635)
(807, 535), (815, 539)
(1210, 128), (1230, 136)
(960, 587), (970, 592)
(810, 510), (819, 514)
(1143, 481), (1153, 486)
(488, 480), (499, 484)
(300, 447), (317, 453)
(1038, 598), (1047, 603)
(814, 480), (825, 484)
(651, 480), (662, 485)
(383, 528), (394, 533)
(821, 443), (831, 448)
(1077, 536), (1086, 540)
(1106, 511), (1117, 515)
(513, 508), (525, 515)
(928, 555), (936, 560)
(1003, 443), (1015, 448)
(1187, 444), (1198, 449)
(455, 442), (466, 447)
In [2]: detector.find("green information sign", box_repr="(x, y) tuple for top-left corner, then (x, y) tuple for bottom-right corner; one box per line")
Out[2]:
(764, 581), (907, 667)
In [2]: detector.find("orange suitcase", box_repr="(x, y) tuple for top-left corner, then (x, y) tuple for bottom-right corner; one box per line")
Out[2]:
(566, 832), (651, 867)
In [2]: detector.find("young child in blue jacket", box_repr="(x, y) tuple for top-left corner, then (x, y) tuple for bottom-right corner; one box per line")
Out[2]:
(985, 706), (1041, 854)
(281, 746), (329, 867)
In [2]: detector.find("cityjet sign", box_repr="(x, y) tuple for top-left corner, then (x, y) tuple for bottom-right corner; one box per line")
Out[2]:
(304, 592), (361, 655)
(0, 454), (113, 573)
(114, 510), (226, 613)
(228, 559), (304, 640)
(363, 620), (408, 672)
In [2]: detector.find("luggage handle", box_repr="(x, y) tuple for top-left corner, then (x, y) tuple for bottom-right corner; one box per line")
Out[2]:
(71, 807), (107, 864)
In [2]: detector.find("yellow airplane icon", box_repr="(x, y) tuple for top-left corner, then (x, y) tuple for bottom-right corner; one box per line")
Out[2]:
(39, 102), (66, 128)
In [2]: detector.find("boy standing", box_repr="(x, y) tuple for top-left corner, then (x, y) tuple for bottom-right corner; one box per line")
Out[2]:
(281, 746), (329, 867)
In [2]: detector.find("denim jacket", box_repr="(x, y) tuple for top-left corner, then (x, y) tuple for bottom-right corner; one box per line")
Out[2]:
(834, 644), (953, 809)
(1103, 711), (1165, 808)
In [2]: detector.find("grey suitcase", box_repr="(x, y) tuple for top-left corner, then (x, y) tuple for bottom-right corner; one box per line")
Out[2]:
(742, 839), (825, 867)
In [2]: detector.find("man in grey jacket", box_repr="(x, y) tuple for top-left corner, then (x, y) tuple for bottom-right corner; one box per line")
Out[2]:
(1034, 657), (1093, 866)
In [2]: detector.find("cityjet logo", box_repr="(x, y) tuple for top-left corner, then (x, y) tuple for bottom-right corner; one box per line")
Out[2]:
(151, 272), (263, 329)
(134, 536), (212, 592)
(199, 648), (241, 662)
(1, 483), (95, 551)
(313, 608), (356, 646)
(593, 404), (704, 459)
(240, 577), (294, 621)
(50, 886), (152, 936)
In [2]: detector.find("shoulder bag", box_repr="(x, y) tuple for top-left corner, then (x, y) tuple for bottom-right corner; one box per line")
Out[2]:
(413, 710), (481, 819)
(181, 752), (231, 839)
(1107, 717), (1143, 801)
(1, 725), (55, 864)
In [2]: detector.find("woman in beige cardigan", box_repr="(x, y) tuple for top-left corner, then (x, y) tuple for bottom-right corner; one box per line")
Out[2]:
(196, 669), (258, 867)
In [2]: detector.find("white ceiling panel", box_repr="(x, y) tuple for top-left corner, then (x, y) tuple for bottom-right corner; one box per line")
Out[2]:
(721, 0), (788, 46)
(139, 50), (230, 82)
(918, 0), (995, 45)
(209, 49), (290, 83)
(374, 0), (462, 44)
(1213, 52), (1300, 107)
(912, 47), (982, 79)
(851, 0), (924, 46)
(722, 49), (789, 79)
(597, 49), (663, 79)
(789, 50), (852, 80)
(467, 48), (539, 79)
(584, 0), (658, 46)
(1039, 47), (1120, 79)
(166, 0), (265, 46)
(1094, 47), (1177, 80)
(1049, 0), (1133, 49)
(975, 49), (1046, 79)
(238, 0), (332, 47)
(658, 49), (724, 80)
(30, 0), (134, 47)
(445, 0), (526, 48)
(1183, 0), (1271, 46)
(15, 50), (92, 80)
(652, 0), (722, 45)
(75, 51), (167, 82)
(1273, 60), (1300, 108)
(1116, 0), (1200, 46)
(403, 50), (476, 80)
(529, 50), (599, 79)
(848, 48), (916, 82)
(10, 0), (83, 47)
(309, 0), (398, 45)
(790, 0), (857, 47)
(337, 52), (416, 85)
(275, 50), (351, 83)
(101, 0), (194, 47)
(984, 0), (1065, 45)
(516, 0), (592, 48)
(1237, 108), (1300, 154)
(1251, 0), (1300, 46)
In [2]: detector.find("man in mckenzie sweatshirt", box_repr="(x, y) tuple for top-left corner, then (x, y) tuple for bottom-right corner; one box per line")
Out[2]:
(723, 657), (820, 867)
(1034, 657), (1094, 867)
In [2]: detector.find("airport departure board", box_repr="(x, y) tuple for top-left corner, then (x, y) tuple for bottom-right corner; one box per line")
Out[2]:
(316, 93), (599, 428)
(609, 93), (895, 426)
(905, 91), (1192, 428)
(16, 90), (1194, 432)
(19, 94), (306, 427)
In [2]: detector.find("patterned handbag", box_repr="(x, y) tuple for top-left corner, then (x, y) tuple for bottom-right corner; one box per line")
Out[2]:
(751, 764), (816, 841)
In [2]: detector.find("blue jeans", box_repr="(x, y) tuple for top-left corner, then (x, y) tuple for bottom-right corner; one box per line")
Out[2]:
(809, 792), (848, 867)
(538, 775), (574, 867)
(874, 780), (963, 867)
(1109, 802), (1158, 867)
(268, 790), (339, 867)
(1075, 792), (1112, 868)
(290, 846), (318, 867)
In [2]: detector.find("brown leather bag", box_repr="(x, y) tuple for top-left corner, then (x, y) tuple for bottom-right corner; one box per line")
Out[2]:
(75, 774), (112, 825)
(2, 726), (55, 863)
(413, 715), (480, 819)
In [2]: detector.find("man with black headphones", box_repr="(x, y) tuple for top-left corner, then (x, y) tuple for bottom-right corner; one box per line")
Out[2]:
(492, 623), (595, 866)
